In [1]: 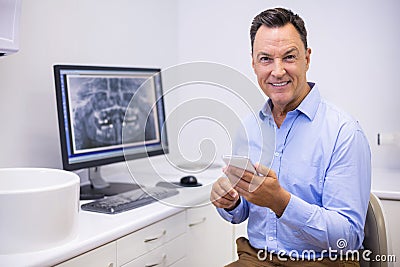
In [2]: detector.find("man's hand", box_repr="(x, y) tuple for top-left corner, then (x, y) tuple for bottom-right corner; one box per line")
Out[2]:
(225, 163), (291, 217)
(210, 177), (240, 210)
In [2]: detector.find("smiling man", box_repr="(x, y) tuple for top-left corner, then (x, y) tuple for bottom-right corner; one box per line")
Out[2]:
(252, 21), (311, 128)
(210, 7), (371, 267)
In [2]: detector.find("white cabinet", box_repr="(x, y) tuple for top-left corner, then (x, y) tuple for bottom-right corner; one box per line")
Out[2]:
(232, 220), (248, 261)
(55, 241), (116, 267)
(56, 206), (236, 267)
(380, 199), (400, 261)
(120, 234), (186, 267)
(186, 204), (233, 267)
(117, 211), (186, 267)
(55, 212), (186, 267)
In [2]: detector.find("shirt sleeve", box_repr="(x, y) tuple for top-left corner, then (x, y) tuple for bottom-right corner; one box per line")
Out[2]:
(216, 196), (250, 224)
(278, 124), (371, 251)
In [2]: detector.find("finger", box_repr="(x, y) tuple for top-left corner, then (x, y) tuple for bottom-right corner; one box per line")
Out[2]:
(226, 166), (254, 183)
(232, 174), (263, 193)
(227, 166), (263, 189)
(216, 177), (239, 199)
(210, 188), (239, 208)
(233, 177), (251, 191)
(225, 165), (260, 191)
(224, 167), (245, 187)
(241, 172), (259, 184)
(234, 184), (250, 198)
(210, 190), (227, 205)
(254, 163), (277, 178)
(226, 165), (249, 177)
(219, 194), (239, 207)
(248, 175), (265, 192)
(221, 180), (239, 199)
(253, 162), (269, 176)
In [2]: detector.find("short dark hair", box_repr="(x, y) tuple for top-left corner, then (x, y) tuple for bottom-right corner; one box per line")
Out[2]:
(250, 7), (308, 53)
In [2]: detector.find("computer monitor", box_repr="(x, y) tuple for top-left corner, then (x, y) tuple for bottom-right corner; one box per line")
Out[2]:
(54, 65), (168, 199)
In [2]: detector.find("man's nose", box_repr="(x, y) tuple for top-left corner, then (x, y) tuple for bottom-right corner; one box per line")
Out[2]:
(271, 60), (286, 77)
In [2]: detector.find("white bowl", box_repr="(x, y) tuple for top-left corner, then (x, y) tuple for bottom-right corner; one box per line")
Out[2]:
(0, 168), (80, 254)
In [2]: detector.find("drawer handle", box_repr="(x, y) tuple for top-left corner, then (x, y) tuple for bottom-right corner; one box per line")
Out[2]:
(188, 217), (206, 227)
(144, 230), (167, 243)
(144, 254), (166, 267)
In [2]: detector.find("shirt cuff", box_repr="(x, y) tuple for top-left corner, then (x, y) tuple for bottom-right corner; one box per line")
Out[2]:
(278, 194), (316, 231)
(217, 196), (245, 223)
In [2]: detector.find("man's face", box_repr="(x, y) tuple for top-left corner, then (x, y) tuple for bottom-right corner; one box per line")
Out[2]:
(252, 23), (311, 113)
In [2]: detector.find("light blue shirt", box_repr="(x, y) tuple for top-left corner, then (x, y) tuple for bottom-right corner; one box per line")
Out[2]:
(218, 83), (371, 258)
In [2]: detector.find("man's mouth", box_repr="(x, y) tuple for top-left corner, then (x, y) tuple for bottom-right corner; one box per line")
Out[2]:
(269, 81), (290, 87)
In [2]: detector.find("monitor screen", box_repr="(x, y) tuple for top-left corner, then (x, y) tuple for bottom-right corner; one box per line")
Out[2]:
(54, 65), (168, 198)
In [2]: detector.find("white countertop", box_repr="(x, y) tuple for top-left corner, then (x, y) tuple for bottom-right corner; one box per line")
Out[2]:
(371, 168), (400, 200)
(0, 158), (223, 267)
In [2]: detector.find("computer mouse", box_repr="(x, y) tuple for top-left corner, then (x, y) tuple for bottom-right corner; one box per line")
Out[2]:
(180, 175), (200, 186)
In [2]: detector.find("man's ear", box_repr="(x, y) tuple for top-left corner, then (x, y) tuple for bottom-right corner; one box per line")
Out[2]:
(251, 53), (256, 73)
(305, 48), (312, 71)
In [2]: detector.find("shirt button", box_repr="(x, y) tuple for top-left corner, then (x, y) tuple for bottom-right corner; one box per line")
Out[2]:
(274, 152), (280, 157)
(268, 237), (274, 241)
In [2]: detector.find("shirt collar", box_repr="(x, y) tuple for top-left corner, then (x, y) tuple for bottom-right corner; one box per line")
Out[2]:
(259, 82), (320, 122)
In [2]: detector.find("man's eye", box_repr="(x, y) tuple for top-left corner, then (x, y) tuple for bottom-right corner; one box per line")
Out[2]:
(285, 55), (296, 62)
(259, 56), (272, 63)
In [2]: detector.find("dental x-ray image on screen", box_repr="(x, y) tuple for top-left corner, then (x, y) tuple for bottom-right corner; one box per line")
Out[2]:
(54, 65), (168, 173)
(67, 75), (158, 154)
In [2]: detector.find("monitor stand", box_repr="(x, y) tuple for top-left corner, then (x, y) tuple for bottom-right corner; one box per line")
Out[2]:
(80, 167), (140, 200)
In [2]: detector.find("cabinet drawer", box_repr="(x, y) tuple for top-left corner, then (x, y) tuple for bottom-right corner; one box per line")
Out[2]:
(186, 206), (209, 227)
(169, 257), (187, 267)
(186, 205), (233, 267)
(117, 211), (185, 265)
(121, 234), (186, 267)
(55, 241), (116, 267)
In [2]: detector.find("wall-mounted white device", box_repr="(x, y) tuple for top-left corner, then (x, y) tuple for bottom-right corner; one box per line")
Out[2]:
(0, 0), (22, 56)
(377, 132), (400, 146)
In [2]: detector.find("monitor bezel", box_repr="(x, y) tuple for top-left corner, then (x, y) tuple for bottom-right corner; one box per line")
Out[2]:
(54, 64), (169, 171)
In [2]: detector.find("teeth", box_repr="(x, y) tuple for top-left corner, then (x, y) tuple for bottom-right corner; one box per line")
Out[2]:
(272, 82), (288, 86)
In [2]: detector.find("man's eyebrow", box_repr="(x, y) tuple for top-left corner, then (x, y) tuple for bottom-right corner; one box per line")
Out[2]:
(256, 52), (272, 57)
(283, 48), (299, 56)
(256, 48), (299, 58)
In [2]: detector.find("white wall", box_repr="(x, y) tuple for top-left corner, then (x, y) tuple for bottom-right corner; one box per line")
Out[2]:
(0, 0), (399, 171)
(0, 0), (179, 168)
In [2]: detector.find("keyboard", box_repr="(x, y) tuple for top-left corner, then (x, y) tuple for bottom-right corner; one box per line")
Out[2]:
(81, 187), (179, 214)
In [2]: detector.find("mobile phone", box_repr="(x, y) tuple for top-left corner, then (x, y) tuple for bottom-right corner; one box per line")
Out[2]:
(222, 155), (258, 175)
